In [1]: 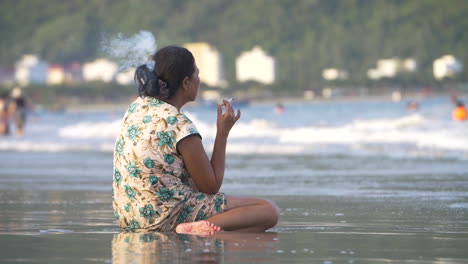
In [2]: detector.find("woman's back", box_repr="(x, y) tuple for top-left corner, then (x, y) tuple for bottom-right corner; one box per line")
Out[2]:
(112, 96), (225, 232)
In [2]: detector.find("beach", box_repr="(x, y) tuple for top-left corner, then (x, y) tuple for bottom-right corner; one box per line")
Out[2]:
(1, 96), (468, 263)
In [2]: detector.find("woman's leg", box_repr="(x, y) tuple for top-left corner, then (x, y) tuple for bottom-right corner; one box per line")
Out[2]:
(206, 195), (280, 232)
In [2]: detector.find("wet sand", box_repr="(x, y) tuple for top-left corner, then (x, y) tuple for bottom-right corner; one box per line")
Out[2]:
(1, 190), (467, 263)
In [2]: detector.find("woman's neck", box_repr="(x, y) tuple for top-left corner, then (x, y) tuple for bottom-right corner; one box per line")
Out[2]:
(159, 95), (186, 111)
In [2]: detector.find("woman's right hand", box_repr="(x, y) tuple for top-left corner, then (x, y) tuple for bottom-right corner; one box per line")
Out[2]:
(216, 100), (241, 137)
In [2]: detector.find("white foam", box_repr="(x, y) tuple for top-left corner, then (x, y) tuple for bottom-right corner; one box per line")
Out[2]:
(2, 110), (467, 159)
(449, 203), (468, 209)
(58, 120), (120, 139)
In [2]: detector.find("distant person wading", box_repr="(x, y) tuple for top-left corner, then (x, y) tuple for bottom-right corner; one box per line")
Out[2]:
(0, 91), (10, 135)
(9, 88), (28, 136)
(112, 46), (279, 235)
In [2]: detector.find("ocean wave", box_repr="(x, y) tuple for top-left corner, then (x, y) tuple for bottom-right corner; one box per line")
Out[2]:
(1, 113), (467, 159)
(58, 120), (121, 139)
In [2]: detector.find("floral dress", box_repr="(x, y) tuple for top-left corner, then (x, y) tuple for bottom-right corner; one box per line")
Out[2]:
(112, 96), (226, 232)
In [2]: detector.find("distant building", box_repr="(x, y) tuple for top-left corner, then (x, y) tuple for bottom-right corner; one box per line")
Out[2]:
(376, 58), (400, 78)
(184, 42), (225, 87)
(82, 58), (118, 83)
(433, 55), (462, 80)
(367, 57), (417, 80)
(116, 67), (136, 85)
(48, 65), (65, 85)
(322, 68), (348, 81)
(236, 46), (276, 84)
(403, 58), (417, 72)
(15, 54), (48, 85)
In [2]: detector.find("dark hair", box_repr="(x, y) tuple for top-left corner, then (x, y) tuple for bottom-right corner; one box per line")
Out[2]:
(134, 46), (195, 99)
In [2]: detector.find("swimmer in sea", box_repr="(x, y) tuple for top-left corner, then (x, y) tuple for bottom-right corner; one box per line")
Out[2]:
(452, 101), (467, 121)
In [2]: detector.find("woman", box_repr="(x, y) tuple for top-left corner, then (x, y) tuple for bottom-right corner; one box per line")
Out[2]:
(113, 46), (279, 235)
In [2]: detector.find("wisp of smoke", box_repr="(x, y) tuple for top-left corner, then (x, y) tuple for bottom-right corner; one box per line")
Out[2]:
(101, 30), (157, 71)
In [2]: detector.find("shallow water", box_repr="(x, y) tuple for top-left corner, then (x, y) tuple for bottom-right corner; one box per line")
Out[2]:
(1, 150), (468, 263)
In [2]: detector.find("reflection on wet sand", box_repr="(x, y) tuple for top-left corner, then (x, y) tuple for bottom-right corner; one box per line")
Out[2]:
(112, 231), (279, 264)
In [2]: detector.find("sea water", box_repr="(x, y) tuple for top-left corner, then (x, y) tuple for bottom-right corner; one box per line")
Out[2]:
(0, 96), (467, 263)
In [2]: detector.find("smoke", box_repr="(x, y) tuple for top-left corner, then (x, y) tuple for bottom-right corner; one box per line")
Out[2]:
(101, 30), (157, 71)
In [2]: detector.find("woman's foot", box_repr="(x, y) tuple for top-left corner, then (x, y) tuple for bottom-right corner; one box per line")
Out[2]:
(175, 220), (222, 235)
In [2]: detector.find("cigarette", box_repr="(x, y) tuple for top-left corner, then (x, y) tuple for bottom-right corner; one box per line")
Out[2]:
(220, 97), (237, 107)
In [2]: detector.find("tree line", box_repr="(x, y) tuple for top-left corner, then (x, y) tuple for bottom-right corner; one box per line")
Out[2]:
(1, 0), (467, 97)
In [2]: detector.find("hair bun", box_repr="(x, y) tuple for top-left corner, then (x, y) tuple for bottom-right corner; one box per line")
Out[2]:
(158, 79), (169, 98)
(135, 64), (157, 96)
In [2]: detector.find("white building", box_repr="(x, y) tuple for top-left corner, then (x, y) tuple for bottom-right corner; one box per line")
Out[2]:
(15, 55), (48, 85)
(82, 58), (118, 83)
(116, 67), (136, 85)
(48, 65), (65, 85)
(403, 58), (417, 72)
(184, 42), (225, 87)
(433, 55), (462, 80)
(376, 58), (400, 78)
(367, 57), (417, 80)
(236, 46), (276, 84)
(322, 68), (348, 81)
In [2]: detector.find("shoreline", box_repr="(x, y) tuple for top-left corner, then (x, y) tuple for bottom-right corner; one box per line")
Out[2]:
(59, 91), (465, 112)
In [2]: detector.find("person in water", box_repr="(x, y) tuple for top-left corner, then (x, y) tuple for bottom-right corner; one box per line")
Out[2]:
(452, 100), (467, 121)
(0, 91), (10, 135)
(406, 101), (419, 111)
(274, 102), (285, 115)
(8, 87), (28, 136)
(112, 46), (279, 235)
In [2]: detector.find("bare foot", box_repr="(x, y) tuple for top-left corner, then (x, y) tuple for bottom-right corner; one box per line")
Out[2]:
(175, 220), (222, 235)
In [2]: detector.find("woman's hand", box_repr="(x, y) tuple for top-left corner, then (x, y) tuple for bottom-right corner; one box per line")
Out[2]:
(216, 100), (241, 137)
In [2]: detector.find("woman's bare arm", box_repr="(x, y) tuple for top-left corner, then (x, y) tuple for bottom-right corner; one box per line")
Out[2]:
(178, 100), (240, 194)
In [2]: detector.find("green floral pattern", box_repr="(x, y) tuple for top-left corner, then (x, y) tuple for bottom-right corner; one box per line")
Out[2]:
(177, 206), (194, 224)
(167, 116), (178, 125)
(139, 204), (158, 219)
(157, 131), (175, 147)
(126, 125), (141, 141)
(195, 210), (207, 221)
(143, 115), (152, 123)
(143, 157), (155, 169)
(114, 168), (122, 185)
(156, 187), (174, 202)
(148, 176), (158, 185)
(112, 96), (226, 232)
(148, 98), (163, 107)
(128, 103), (139, 113)
(196, 193), (206, 200)
(127, 219), (141, 232)
(126, 161), (141, 178)
(214, 195), (224, 213)
(115, 138), (124, 156)
(179, 173), (189, 185)
(125, 185), (136, 201)
(164, 154), (175, 164)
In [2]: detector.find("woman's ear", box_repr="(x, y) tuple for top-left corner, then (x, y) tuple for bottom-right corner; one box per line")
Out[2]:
(181, 76), (190, 91)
